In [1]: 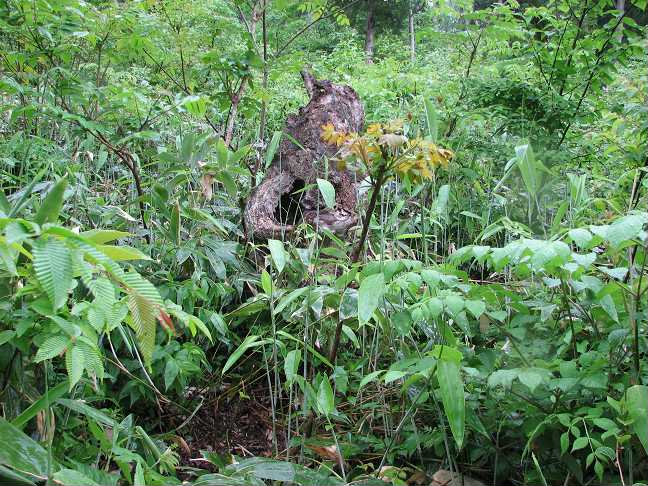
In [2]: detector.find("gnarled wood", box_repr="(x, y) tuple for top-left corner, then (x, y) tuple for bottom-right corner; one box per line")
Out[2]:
(244, 70), (364, 239)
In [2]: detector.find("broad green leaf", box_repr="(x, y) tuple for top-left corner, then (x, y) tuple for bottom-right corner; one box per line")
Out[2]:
(261, 270), (272, 295)
(358, 273), (385, 323)
(605, 214), (648, 247)
(97, 245), (151, 261)
(34, 335), (70, 362)
(341, 324), (360, 348)
(0, 418), (51, 479)
(253, 460), (295, 482)
(65, 345), (85, 390)
(0, 330), (15, 346)
(284, 350), (301, 384)
(268, 240), (287, 273)
(358, 370), (384, 390)
(599, 294), (619, 323)
(316, 178), (336, 209)
(79, 230), (129, 244)
(465, 300), (486, 319)
(56, 399), (117, 427)
(568, 228), (593, 249)
(444, 294), (464, 316)
(626, 385), (648, 454)
(164, 359), (179, 390)
(571, 437), (589, 452)
(122, 271), (163, 365)
(53, 469), (99, 486)
(436, 359), (465, 449)
(317, 378), (335, 416)
(274, 287), (309, 314)
(32, 237), (73, 311)
(34, 176), (67, 225)
(11, 380), (68, 429)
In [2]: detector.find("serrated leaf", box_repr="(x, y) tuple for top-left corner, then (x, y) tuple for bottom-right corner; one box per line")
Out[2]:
(34, 335), (69, 362)
(65, 345), (85, 391)
(32, 237), (72, 311)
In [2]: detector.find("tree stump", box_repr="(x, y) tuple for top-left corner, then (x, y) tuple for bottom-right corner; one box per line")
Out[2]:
(244, 70), (365, 240)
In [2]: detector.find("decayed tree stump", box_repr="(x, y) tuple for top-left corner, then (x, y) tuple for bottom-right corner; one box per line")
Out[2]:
(244, 70), (365, 239)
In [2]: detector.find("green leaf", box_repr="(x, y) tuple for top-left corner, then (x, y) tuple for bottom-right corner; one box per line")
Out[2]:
(267, 240), (287, 273)
(97, 245), (151, 261)
(317, 378), (335, 416)
(53, 469), (99, 486)
(265, 131), (283, 169)
(284, 350), (301, 384)
(560, 432), (569, 455)
(444, 294), (464, 316)
(358, 370), (384, 390)
(79, 230), (130, 244)
(65, 345), (85, 391)
(358, 273), (385, 323)
(599, 294), (619, 323)
(182, 95), (208, 117)
(626, 385), (648, 454)
(0, 418), (52, 479)
(32, 237), (72, 311)
(0, 330), (15, 346)
(223, 335), (263, 375)
(56, 399), (116, 427)
(568, 228), (593, 249)
(122, 271), (163, 365)
(274, 287), (309, 314)
(11, 380), (68, 430)
(316, 178), (336, 209)
(261, 270), (272, 295)
(436, 359), (465, 449)
(34, 335), (70, 362)
(164, 359), (179, 390)
(465, 300), (486, 319)
(571, 437), (589, 452)
(34, 176), (68, 225)
(606, 214), (647, 247)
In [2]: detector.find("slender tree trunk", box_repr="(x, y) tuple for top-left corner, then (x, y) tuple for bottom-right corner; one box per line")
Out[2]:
(616, 0), (625, 41)
(365, 0), (375, 64)
(408, 1), (416, 62)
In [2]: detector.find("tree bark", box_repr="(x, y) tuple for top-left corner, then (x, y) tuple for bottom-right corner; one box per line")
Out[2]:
(409, 1), (416, 62)
(365, 0), (375, 64)
(244, 71), (365, 240)
(616, 0), (625, 42)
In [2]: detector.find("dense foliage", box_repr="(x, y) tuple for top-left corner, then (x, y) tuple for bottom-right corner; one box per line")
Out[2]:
(1, 0), (647, 485)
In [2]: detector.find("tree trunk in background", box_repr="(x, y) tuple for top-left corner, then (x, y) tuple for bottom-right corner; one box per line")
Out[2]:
(365, 0), (375, 64)
(616, 0), (625, 41)
(409, 1), (416, 62)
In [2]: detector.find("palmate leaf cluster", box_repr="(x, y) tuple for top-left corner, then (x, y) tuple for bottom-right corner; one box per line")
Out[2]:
(321, 119), (453, 183)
